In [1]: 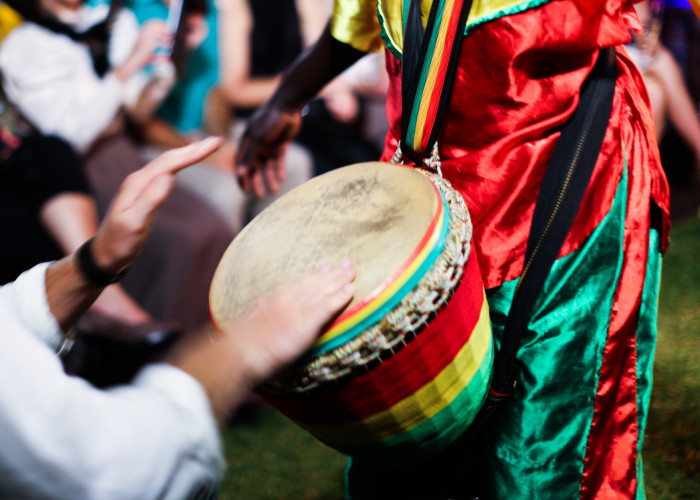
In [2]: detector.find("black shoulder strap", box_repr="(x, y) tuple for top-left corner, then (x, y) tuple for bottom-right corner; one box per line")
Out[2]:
(466, 47), (618, 438)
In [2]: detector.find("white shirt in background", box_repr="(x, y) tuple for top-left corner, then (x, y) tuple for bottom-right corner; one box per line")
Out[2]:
(0, 5), (156, 153)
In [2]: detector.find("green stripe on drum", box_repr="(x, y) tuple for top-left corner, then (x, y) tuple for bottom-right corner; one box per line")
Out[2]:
(304, 305), (492, 462)
(335, 337), (494, 463)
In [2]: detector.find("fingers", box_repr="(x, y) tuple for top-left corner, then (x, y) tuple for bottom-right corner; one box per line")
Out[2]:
(263, 159), (281, 196)
(233, 259), (355, 382)
(147, 136), (224, 177)
(303, 258), (356, 311)
(235, 133), (254, 172)
(250, 170), (266, 199)
(110, 137), (223, 216)
(126, 174), (176, 228)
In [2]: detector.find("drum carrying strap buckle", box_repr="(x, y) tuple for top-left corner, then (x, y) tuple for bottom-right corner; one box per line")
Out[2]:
(392, 141), (444, 178)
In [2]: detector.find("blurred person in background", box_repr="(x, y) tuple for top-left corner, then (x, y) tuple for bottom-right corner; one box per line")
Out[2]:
(219, 0), (384, 177)
(628, 0), (700, 177)
(0, 0), (234, 341)
(124, 0), (313, 232)
(0, 136), (356, 500)
(662, 0), (700, 103)
(0, 126), (155, 329)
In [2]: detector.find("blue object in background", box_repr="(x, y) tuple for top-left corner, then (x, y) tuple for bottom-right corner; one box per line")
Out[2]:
(666, 0), (692, 9)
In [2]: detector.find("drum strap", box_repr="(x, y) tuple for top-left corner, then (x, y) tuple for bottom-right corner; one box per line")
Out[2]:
(400, 0), (473, 159)
(400, 0), (617, 444)
(467, 47), (618, 439)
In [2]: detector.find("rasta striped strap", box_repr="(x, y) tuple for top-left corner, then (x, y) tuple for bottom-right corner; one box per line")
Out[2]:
(400, 0), (473, 159)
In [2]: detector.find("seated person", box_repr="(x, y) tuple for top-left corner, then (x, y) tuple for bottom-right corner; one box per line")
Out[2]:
(0, 136), (356, 499)
(0, 128), (151, 328)
(628, 0), (700, 179)
(218, 0), (383, 177)
(0, 0), (234, 334)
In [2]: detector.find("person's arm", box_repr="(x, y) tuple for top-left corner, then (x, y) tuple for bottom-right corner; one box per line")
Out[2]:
(0, 136), (355, 499)
(235, 24), (366, 197)
(217, 0), (283, 109)
(45, 137), (224, 332)
(169, 259), (355, 421)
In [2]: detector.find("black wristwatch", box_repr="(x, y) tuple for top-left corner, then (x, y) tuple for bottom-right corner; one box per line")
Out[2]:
(76, 238), (128, 286)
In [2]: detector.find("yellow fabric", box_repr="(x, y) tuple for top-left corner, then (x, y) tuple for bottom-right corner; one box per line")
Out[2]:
(0, 4), (22, 43)
(331, 0), (385, 52)
(331, 0), (548, 53)
(304, 294), (491, 445)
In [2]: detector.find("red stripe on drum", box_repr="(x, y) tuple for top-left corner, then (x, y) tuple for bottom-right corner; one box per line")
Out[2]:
(264, 248), (486, 426)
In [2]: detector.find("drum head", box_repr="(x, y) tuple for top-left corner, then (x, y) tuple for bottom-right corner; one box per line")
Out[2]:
(209, 162), (440, 333)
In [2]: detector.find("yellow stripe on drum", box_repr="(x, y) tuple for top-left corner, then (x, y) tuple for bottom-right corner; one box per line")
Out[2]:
(303, 294), (491, 446)
(314, 205), (447, 348)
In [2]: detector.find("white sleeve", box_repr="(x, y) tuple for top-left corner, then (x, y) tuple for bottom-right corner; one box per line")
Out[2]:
(0, 24), (130, 153)
(0, 263), (64, 351)
(0, 315), (223, 500)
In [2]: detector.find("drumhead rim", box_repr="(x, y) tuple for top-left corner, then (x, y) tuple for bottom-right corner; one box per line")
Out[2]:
(262, 171), (473, 394)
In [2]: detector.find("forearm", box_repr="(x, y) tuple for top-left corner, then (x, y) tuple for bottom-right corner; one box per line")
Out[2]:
(167, 332), (252, 423)
(269, 23), (366, 112)
(44, 254), (106, 332)
(220, 75), (283, 109)
(126, 75), (175, 124)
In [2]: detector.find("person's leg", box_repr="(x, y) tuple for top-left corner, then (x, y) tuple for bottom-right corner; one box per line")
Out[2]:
(642, 74), (667, 140)
(648, 46), (700, 164)
(38, 193), (97, 254)
(40, 192), (153, 324)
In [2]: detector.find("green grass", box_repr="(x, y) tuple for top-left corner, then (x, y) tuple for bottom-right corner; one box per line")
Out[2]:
(644, 217), (700, 499)
(219, 218), (700, 499)
(219, 409), (346, 500)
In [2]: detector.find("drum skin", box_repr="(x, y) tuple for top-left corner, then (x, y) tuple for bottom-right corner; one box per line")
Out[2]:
(209, 162), (440, 333)
(209, 162), (493, 464)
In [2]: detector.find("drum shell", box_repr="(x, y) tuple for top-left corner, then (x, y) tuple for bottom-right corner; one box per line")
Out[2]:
(261, 242), (493, 464)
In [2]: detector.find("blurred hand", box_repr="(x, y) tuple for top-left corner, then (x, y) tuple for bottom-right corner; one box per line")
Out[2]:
(230, 258), (356, 381)
(323, 90), (360, 124)
(205, 140), (238, 173)
(184, 13), (209, 50)
(170, 259), (355, 421)
(117, 20), (172, 81)
(91, 137), (224, 275)
(235, 104), (303, 199)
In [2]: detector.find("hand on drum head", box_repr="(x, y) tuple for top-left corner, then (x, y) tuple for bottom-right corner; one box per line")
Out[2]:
(169, 259), (355, 421)
(232, 258), (356, 380)
(235, 103), (303, 199)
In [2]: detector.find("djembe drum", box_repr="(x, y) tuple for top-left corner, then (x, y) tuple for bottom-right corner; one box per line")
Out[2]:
(209, 162), (493, 464)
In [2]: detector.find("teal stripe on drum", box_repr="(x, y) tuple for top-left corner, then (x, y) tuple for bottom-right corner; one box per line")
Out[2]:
(307, 195), (451, 357)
